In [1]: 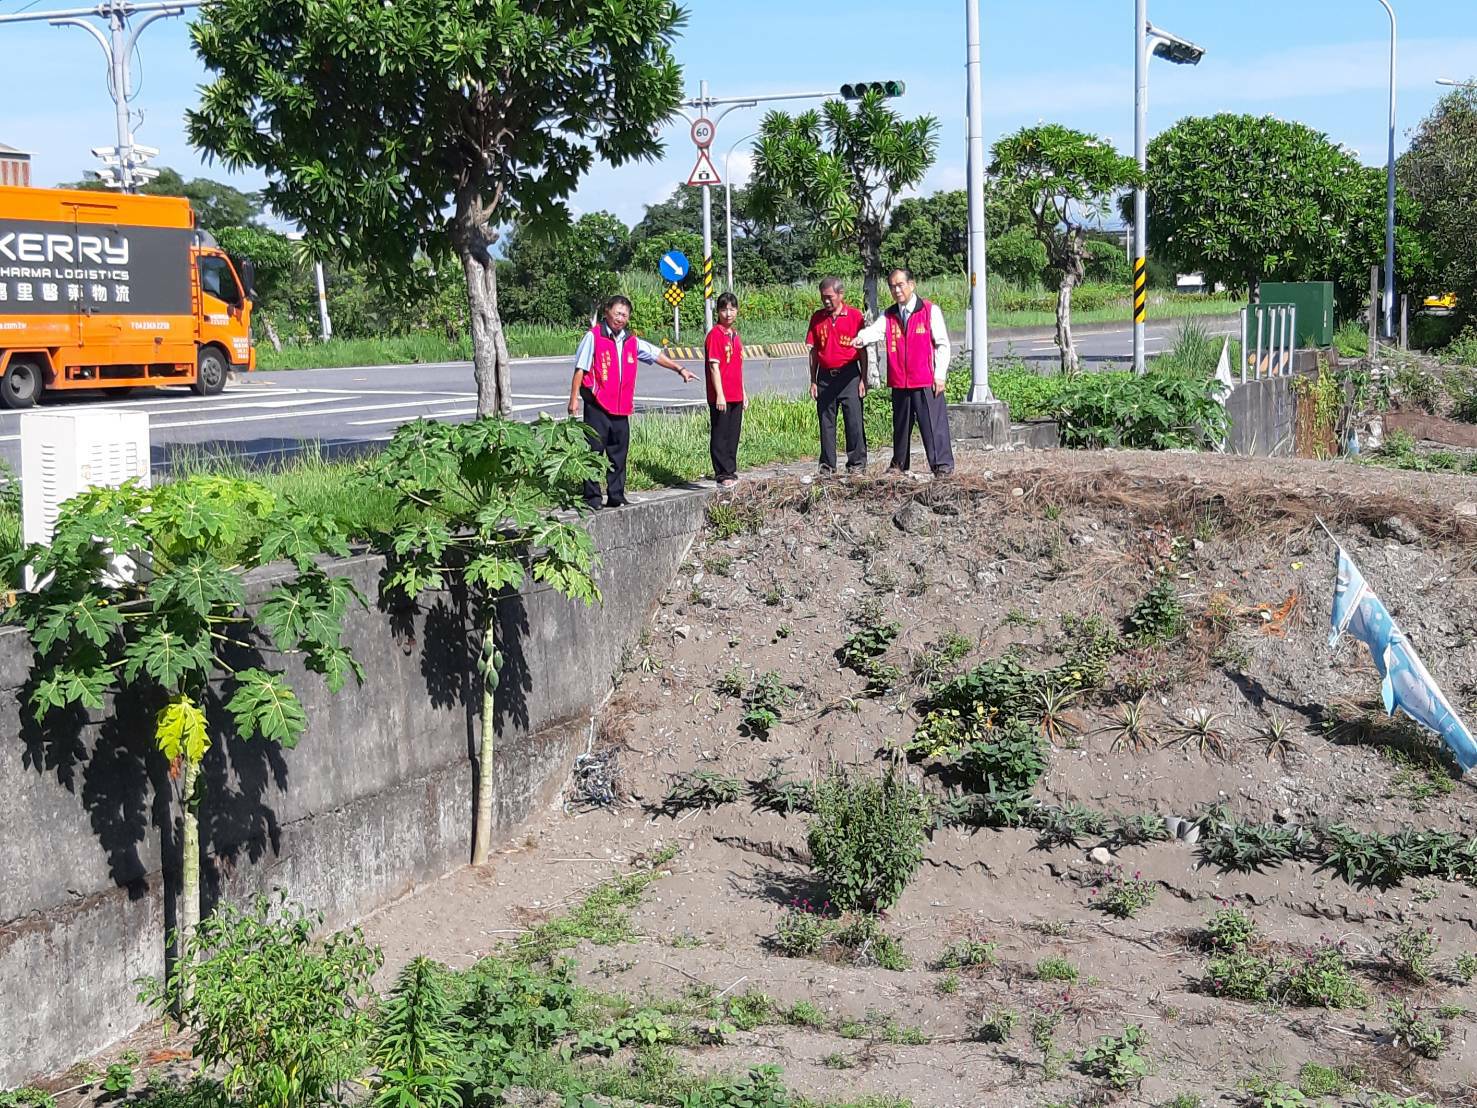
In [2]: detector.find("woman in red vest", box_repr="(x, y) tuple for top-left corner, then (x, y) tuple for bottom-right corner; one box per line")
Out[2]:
(568, 295), (695, 509)
(706, 292), (745, 488)
(851, 267), (955, 476)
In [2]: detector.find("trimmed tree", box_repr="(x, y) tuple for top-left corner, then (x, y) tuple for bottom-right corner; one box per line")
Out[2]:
(186, 0), (685, 417)
(364, 416), (602, 865)
(1139, 113), (1427, 314)
(749, 91), (938, 313)
(991, 125), (1141, 373)
(4, 477), (362, 948)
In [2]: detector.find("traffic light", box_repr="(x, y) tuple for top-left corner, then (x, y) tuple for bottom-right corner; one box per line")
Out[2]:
(840, 81), (906, 100)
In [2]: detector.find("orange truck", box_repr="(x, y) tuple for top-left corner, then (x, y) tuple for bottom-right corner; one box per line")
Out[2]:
(0, 185), (256, 409)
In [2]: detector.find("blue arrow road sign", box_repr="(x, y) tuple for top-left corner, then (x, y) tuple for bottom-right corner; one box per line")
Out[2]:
(659, 250), (691, 282)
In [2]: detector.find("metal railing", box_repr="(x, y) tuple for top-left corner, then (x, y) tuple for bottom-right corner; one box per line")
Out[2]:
(1238, 304), (1299, 381)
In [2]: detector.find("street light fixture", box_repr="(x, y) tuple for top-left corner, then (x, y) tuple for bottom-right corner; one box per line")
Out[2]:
(1436, 77), (1477, 88)
(1133, 5), (1206, 375)
(723, 131), (759, 293)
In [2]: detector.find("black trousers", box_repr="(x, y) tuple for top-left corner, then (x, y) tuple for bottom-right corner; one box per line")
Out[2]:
(582, 388), (630, 506)
(816, 364), (868, 471)
(709, 402), (744, 481)
(890, 386), (955, 474)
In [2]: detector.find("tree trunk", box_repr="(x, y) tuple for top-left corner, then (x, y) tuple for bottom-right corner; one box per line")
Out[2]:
(461, 249), (512, 418)
(1055, 230), (1087, 375)
(179, 756), (201, 946)
(860, 227), (883, 317)
(472, 620), (501, 866)
(261, 315), (283, 354)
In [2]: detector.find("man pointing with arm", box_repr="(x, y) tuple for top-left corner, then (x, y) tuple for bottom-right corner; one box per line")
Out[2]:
(850, 268), (954, 477)
(569, 294), (696, 509)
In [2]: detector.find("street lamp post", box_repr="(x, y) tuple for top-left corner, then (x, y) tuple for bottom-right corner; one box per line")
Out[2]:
(965, 0), (990, 401)
(1132, 6), (1205, 375)
(1436, 77), (1477, 89)
(723, 131), (759, 294)
(1376, 0), (1398, 341)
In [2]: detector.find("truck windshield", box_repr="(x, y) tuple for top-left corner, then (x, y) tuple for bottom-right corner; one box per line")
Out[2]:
(199, 255), (242, 306)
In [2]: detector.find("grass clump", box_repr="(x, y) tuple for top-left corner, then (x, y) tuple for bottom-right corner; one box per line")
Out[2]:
(661, 770), (742, 813)
(1385, 924), (1439, 984)
(977, 1009), (1018, 1043)
(1283, 941), (1368, 1009)
(1203, 951), (1282, 1003)
(786, 1000), (826, 1027)
(515, 846), (676, 963)
(1387, 999), (1445, 1059)
(1455, 951), (1477, 982)
(1203, 907), (1256, 951)
(1296, 1061), (1356, 1098)
(833, 914), (910, 971)
(1092, 867), (1156, 919)
(807, 767), (930, 912)
(932, 938), (997, 971)
(739, 672), (798, 740)
(1035, 956), (1079, 983)
(837, 605), (903, 697)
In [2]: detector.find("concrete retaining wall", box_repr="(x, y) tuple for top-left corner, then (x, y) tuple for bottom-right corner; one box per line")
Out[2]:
(0, 490), (707, 1086)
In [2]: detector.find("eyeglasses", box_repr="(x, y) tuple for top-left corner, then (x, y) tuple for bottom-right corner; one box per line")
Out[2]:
(887, 281), (908, 289)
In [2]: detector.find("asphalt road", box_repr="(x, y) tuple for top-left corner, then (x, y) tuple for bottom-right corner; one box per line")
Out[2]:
(0, 316), (1237, 474)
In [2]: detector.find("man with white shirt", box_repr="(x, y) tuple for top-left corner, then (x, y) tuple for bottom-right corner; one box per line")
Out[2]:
(568, 295), (696, 509)
(851, 268), (954, 476)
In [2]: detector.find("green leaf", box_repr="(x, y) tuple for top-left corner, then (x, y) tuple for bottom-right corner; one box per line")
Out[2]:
(226, 668), (307, 746)
(152, 553), (244, 619)
(156, 695), (209, 764)
(123, 622), (214, 689)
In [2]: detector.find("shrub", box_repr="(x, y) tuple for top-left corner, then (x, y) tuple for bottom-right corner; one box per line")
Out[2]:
(1197, 813), (1304, 872)
(833, 914), (909, 971)
(1125, 576), (1186, 645)
(139, 896), (382, 1108)
(1113, 812), (1171, 848)
(1033, 803), (1108, 849)
(663, 770), (743, 812)
(1078, 1025), (1151, 1091)
(1284, 941), (1368, 1009)
(1385, 925), (1439, 984)
(838, 613), (903, 697)
(1092, 867), (1156, 919)
(786, 1000), (826, 1027)
(957, 718), (1048, 795)
(1204, 907), (1257, 951)
(1203, 951), (1282, 1002)
(807, 767), (930, 912)
(1049, 368), (1229, 450)
(1296, 1062), (1354, 1098)
(371, 957), (462, 1108)
(977, 1009), (1019, 1043)
(771, 901), (834, 958)
(740, 672), (797, 740)
(1455, 951), (1477, 983)
(1387, 999), (1445, 1059)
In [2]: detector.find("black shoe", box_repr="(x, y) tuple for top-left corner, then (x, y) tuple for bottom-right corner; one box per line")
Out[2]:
(932, 466), (954, 478)
(585, 499), (604, 512)
(606, 498), (628, 509)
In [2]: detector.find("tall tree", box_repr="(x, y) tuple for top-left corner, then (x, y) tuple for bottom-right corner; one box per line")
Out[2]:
(501, 211), (630, 326)
(1139, 113), (1424, 314)
(882, 191), (968, 280)
(749, 92), (938, 313)
(1400, 86), (1477, 329)
(187, 0), (685, 417)
(991, 125), (1141, 372)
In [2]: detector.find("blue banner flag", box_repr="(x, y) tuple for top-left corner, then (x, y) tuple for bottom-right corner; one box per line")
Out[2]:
(1329, 545), (1477, 772)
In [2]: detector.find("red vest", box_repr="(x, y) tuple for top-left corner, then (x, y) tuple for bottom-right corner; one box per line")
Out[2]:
(884, 300), (937, 389)
(583, 326), (639, 416)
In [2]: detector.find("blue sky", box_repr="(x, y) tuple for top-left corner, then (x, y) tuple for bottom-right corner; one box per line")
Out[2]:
(3, 0), (1475, 231)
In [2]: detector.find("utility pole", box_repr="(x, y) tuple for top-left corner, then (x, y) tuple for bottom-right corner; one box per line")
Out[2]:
(0, 0), (199, 191)
(1131, 6), (1205, 374)
(965, 0), (990, 401)
(1375, 0), (1398, 341)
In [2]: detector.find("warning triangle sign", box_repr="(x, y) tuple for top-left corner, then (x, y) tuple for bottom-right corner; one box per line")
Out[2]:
(687, 150), (721, 187)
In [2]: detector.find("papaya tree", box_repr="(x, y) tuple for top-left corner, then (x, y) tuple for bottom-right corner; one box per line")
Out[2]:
(991, 125), (1142, 373)
(364, 416), (602, 865)
(4, 476), (363, 946)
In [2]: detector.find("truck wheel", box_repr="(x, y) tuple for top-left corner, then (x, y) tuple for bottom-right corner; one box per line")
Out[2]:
(1, 358), (43, 410)
(192, 348), (228, 396)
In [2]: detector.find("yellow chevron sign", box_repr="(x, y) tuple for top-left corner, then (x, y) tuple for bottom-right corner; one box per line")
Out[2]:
(1133, 257), (1147, 324)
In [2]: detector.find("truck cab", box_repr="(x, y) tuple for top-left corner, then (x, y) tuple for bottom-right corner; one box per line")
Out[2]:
(0, 185), (256, 409)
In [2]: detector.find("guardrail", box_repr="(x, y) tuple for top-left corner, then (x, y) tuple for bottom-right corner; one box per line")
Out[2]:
(1239, 304), (1298, 381)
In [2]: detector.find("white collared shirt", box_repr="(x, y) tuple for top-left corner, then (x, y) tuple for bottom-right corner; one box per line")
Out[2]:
(573, 325), (664, 372)
(852, 295), (952, 388)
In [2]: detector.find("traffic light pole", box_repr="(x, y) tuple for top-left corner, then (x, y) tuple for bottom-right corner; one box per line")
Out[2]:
(678, 83), (889, 332)
(0, 0), (199, 191)
(965, 0), (990, 401)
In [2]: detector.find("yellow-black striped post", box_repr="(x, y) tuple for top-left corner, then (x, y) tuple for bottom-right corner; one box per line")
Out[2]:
(1132, 257), (1148, 324)
(703, 255), (714, 303)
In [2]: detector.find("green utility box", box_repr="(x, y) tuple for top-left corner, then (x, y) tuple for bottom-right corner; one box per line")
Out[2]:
(1258, 281), (1335, 348)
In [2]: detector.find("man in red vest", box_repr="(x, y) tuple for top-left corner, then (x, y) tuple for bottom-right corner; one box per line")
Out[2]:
(805, 277), (868, 473)
(568, 295), (695, 509)
(851, 268), (954, 476)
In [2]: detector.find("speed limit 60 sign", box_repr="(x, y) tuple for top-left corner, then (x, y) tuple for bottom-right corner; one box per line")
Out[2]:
(690, 117), (716, 148)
